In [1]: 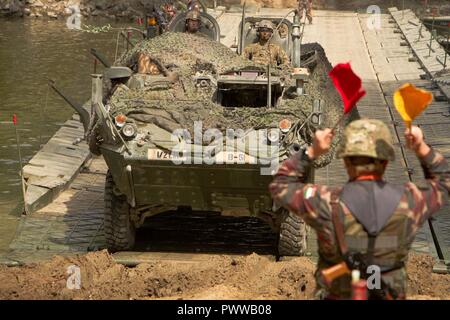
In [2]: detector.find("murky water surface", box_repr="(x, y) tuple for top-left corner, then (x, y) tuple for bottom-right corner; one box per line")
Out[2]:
(0, 17), (133, 252)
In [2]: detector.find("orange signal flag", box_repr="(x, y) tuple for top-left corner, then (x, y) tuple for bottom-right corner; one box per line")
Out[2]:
(393, 83), (433, 129)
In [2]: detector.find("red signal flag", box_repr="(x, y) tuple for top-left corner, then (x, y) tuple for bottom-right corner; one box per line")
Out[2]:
(328, 62), (366, 114)
(13, 114), (17, 125)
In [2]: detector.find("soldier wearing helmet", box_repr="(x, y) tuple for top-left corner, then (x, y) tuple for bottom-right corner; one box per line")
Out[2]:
(298, 0), (313, 24)
(163, 2), (177, 22)
(270, 119), (450, 299)
(243, 20), (290, 66)
(185, 10), (201, 34)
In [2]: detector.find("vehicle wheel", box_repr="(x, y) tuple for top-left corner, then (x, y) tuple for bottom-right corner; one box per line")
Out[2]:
(104, 171), (136, 251)
(278, 210), (308, 256)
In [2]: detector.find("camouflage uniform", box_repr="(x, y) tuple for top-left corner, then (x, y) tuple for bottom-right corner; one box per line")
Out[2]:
(243, 43), (290, 66)
(298, 0), (313, 24)
(270, 119), (450, 299)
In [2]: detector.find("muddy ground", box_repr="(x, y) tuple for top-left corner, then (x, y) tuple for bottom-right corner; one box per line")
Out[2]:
(0, 251), (448, 300)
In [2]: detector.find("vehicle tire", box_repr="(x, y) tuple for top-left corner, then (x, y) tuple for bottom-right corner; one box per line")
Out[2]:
(104, 171), (136, 251)
(278, 210), (308, 256)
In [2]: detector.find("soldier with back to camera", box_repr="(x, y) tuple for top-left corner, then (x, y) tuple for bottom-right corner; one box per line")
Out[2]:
(270, 119), (450, 299)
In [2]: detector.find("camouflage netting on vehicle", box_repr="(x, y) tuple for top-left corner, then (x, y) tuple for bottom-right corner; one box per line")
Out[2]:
(105, 33), (358, 167)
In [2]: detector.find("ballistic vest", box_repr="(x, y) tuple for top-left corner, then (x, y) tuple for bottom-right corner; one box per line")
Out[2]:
(316, 180), (409, 299)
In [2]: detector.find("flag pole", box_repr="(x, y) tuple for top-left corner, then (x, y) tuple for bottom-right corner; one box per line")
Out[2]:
(331, 113), (346, 132)
(405, 120), (411, 131)
(13, 115), (28, 214)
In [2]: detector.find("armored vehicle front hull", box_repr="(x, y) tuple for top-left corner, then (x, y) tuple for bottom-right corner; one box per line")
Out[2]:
(102, 144), (312, 256)
(104, 148), (274, 214)
(86, 29), (348, 256)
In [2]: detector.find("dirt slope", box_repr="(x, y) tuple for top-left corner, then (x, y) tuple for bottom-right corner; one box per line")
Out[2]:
(0, 250), (448, 300)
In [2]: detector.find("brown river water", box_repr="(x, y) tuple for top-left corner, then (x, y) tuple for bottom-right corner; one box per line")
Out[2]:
(0, 17), (133, 253)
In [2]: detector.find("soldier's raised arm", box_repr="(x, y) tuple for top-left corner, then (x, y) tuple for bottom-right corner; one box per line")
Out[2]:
(404, 126), (450, 225)
(269, 129), (334, 231)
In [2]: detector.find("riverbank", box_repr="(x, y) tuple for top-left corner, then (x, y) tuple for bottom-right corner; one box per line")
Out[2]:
(0, 0), (147, 20)
(2, 0), (450, 20)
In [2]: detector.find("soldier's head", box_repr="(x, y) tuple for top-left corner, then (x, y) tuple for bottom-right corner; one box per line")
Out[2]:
(257, 20), (274, 42)
(337, 119), (395, 180)
(185, 10), (201, 33)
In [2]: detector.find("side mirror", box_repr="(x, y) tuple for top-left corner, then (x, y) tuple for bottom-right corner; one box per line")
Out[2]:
(105, 67), (133, 80)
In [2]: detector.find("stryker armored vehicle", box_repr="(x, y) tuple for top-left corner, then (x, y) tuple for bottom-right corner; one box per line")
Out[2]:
(54, 9), (346, 256)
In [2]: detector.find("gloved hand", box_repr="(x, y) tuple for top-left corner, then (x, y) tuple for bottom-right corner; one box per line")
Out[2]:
(404, 126), (430, 157)
(307, 128), (334, 160)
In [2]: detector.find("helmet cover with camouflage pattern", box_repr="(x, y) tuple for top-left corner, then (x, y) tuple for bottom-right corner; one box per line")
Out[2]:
(337, 119), (395, 161)
(186, 10), (200, 21)
(258, 20), (274, 32)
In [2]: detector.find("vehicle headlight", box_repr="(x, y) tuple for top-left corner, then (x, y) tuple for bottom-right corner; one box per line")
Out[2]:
(115, 114), (127, 128)
(279, 119), (292, 133)
(267, 129), (280, 144)
(121, 123), (137, 139)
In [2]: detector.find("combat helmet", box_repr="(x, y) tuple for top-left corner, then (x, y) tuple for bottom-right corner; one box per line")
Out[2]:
(337, 119), (395, 161)
(258, 20), (274, 32)
(186, 10), (201, 21)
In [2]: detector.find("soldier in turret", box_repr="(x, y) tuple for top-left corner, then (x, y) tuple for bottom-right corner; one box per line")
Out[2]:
(185, 10), (201, 34)
(243, 20), (290, 67)
(298, 0), (313, 24)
